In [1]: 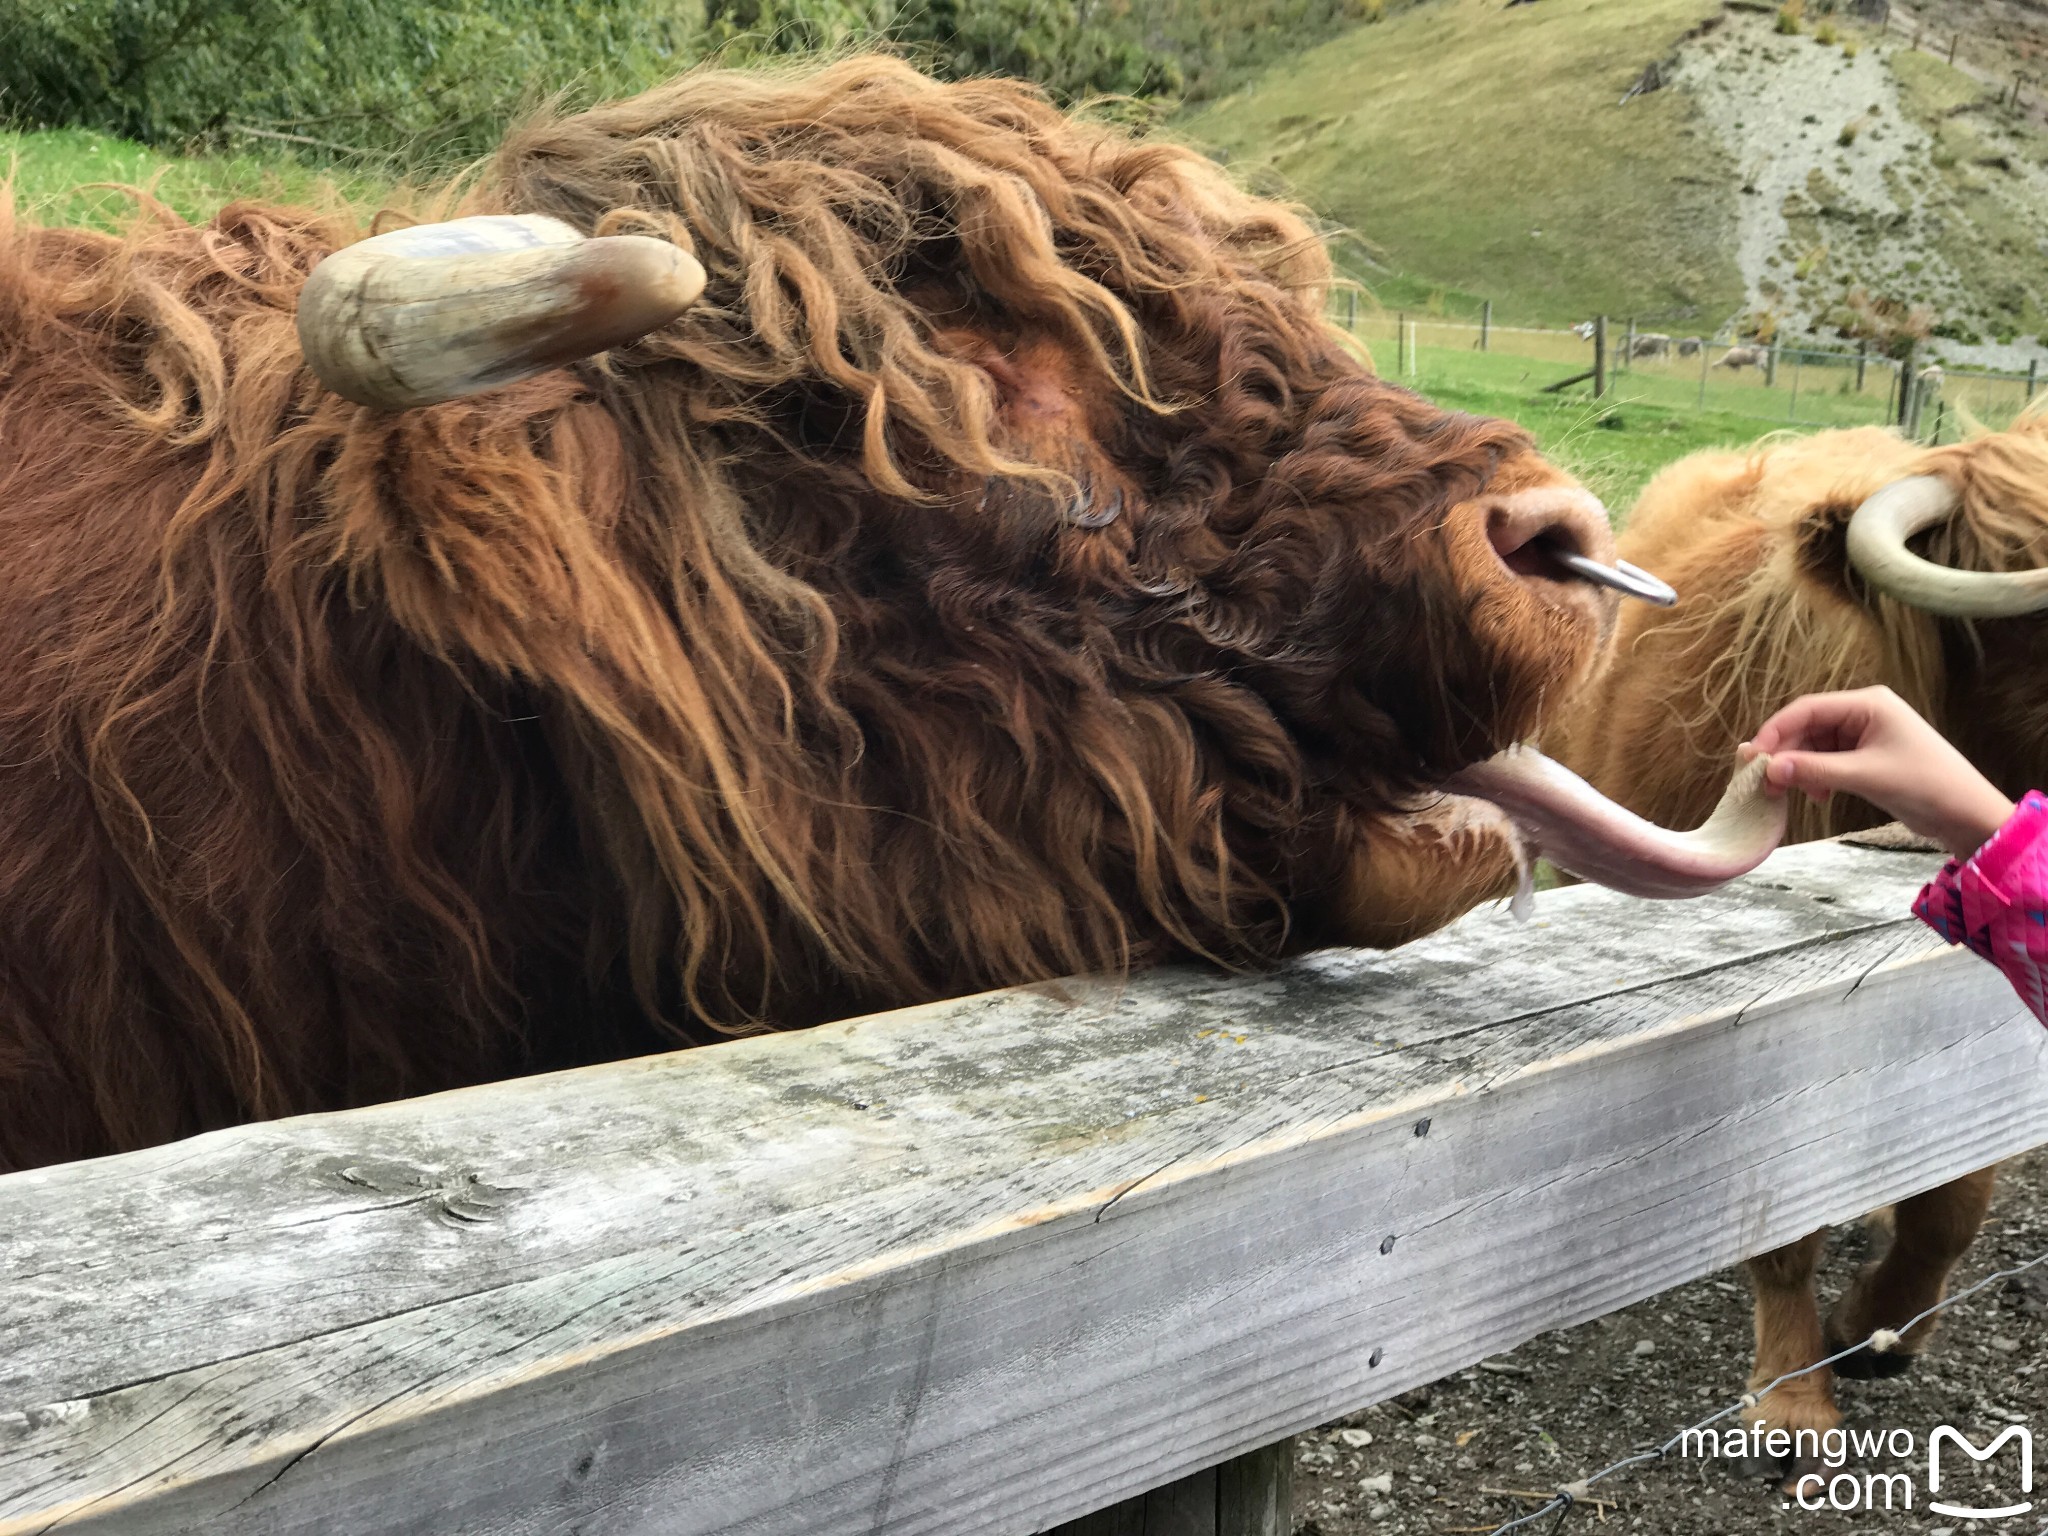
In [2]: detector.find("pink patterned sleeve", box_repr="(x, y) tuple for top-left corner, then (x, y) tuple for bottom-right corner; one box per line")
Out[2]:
(1913, 790), (2048, 1027)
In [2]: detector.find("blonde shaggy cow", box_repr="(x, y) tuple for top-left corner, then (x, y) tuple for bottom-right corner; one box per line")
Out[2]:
(1542, 415), (2048, 1468)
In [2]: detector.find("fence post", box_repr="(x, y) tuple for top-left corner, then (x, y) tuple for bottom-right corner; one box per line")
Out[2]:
(1593, 316), (1608, 399)
(1897, 339), (1918, 426)
(1789, 352), (1802, 421)
(1406, 318), (1417, 379)
(1856, 338), (1869, 393)
(1480, 299), (1491, 352)
(1396, 313), (1406, 376)
(2028, 357), (2039, 403)
(1050, 1442), (1294, 1536)
(1949, 32), (1959, 65)
(1764, 342), (1778, 388)
(1345, 289), (1357, 330)
(1624, 317), (1636, 373)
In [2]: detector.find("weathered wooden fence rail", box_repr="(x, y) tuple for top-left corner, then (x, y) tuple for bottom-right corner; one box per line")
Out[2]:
(6, 838), (2048, 1535)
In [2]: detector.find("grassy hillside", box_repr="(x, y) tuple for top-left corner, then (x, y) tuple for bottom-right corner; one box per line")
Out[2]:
(1178, 0), (1744, 327)
(1888, 46), (2048, 346)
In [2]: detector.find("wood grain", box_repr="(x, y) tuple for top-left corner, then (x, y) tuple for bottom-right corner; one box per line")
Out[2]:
(3, 840), (2046, 1536)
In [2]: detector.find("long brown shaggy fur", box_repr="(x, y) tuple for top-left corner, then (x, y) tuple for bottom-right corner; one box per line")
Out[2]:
(1549, 414), (2048, 836)
(0, 57), (1607, 1171)
(1528, 411), (2048, 1443)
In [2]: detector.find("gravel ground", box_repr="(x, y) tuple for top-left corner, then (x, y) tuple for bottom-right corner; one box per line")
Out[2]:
(1294, 1144), (2048, 1534)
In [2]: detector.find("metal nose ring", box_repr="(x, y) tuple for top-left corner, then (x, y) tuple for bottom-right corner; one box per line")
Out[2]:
(1542, 544), (1678, 607)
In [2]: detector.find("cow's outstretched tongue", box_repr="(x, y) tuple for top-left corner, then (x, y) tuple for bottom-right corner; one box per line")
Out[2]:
(1446, 748), (1787, 899)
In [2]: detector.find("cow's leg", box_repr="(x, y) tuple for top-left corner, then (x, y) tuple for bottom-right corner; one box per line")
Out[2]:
(1737, 1229), (1838, 1480)
(1826, 1164), (2000, 1377)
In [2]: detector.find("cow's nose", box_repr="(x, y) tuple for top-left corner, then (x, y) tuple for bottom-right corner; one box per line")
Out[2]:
(1482, 485), (1617, 580)
(1481, 489), (1677, 607)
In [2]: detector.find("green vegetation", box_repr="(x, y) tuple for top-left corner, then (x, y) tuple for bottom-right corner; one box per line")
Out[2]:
(708, 0), (1173, 100)
(1360, 340), (1884, 509)
(1, 125), (389, 228)
(0, 0), (1404, 171)
(1888, 47), (2048, 344)
(0, 0), (705, 170)
(1126, 0), (1420, 104)
(1179, 0), (1744, 328)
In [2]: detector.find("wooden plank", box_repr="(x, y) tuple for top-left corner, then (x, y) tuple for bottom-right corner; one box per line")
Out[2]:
(4, 840), (2047, 1536)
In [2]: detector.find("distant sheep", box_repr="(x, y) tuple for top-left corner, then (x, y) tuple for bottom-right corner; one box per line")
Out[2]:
(1627, 333), (1672, 361)
(1676, 336), (1702, 358)
(1716, 344), (1770, 371)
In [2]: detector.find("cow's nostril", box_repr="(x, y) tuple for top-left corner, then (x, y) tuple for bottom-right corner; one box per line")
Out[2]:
(1498, 537), (1557, 580)
(1486, 508), (1586, 581)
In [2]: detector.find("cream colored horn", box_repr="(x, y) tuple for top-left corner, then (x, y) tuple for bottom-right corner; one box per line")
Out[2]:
(1845, 474), (2048, 619)
(297, 214), (706, 410)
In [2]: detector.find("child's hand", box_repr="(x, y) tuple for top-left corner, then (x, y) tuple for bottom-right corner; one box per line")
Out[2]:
(1742, 687), (2014, 860)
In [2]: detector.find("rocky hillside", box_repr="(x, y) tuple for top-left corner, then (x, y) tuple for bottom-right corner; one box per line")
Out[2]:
(1675, 2), (2048, 366)
(1181, 0), (2048, 367)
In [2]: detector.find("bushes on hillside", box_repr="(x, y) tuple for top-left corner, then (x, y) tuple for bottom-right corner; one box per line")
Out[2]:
(0, 0), (1401, 167)
(0, 0), (699, 163)
(705, 0), (1177, 100)
(0, 0), (1192, 165)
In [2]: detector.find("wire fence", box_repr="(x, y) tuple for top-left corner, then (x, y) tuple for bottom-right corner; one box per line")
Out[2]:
(1329, 304), (2044, 443)
(1475, 1235), (2048, 1535)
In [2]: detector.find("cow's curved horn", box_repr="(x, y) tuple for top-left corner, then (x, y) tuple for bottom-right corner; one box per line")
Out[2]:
(297, 214), (706, 410)
(1845, 474), (2048, 618)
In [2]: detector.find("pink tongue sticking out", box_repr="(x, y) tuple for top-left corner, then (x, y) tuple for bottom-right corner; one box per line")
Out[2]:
(1446, 748), (1788, 899)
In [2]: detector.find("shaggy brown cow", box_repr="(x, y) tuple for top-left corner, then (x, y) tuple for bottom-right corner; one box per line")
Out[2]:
(0, 57), (1690, 1174)
(1534, 416), (2048, 1461)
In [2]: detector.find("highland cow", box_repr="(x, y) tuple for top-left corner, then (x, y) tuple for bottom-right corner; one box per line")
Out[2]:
(1441, 417), (2048, 1466)
(0, 58), (1684, 1174)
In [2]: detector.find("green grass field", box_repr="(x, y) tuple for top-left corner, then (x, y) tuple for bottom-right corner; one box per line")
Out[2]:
(1, 126), (389, 230)
(1178, 0), (1744, 329)
(1368, 342), (1802, 512)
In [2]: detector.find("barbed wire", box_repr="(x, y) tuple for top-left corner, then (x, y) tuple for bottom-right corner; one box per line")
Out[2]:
(1478, 1238), (2048, 1536)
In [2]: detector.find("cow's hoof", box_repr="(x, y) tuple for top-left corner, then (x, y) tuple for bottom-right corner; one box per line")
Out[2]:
(1826, 1335), (1916, 1379)
(1730, 1449), (1792, 1482)
(1728, 1451), (1824, 1491)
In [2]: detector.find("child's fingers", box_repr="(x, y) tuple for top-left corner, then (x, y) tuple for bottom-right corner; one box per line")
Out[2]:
(1765, 750), (1847, 802)
(1750, 695), (1839, 754)
(1751, 692), (1875, 756)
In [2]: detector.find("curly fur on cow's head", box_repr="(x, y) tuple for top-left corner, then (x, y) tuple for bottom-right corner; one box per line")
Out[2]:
(0, 57), (1618, 1166)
